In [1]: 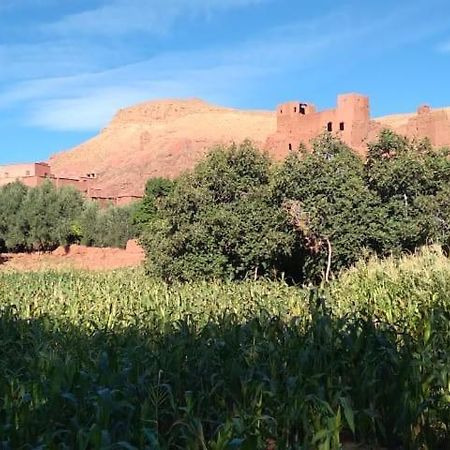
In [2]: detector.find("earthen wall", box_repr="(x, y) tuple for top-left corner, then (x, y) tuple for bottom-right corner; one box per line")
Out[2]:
(0, 163), (142, 205)
(0, 162), (52, 180)
(268, 93), (371, 157)
(398, 108), (450, 147)
(267, 94), (450, 156)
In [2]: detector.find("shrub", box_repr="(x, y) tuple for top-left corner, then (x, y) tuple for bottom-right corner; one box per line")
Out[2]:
(366, 129), (450, 254)
(139, 133), (450, 283)
(141, 141), (303, 282)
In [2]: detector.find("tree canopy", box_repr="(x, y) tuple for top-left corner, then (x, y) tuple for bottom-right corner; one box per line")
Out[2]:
(0, 181), (138, 252)
(140, 132), (450, 283)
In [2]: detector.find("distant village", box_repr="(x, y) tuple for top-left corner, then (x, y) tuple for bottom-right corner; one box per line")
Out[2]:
(0, 162), (142, 206)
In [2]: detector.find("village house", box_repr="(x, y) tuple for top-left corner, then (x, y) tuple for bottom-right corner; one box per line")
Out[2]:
(0, 162), (142, 206)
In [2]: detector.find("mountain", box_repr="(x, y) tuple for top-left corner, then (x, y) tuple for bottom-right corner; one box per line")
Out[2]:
(49, 99), (275, 197)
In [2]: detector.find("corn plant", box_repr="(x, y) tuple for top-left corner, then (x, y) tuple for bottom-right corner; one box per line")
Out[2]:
(0, 248), (449, 448)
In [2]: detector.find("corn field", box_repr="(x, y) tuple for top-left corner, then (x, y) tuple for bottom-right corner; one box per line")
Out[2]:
(0, 248), (449, 449)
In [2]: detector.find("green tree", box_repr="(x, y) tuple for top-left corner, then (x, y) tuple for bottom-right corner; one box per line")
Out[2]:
(133, 177), (175, 235)
(79, 201), (101, 247)
(1, 180), (139, 252)
(54, 185), (85, 245)
(80, 201), (137, 249)
(366, 130), (450, 254)
(97, 205), (137, 248)
(427, 183), (450, 250)
(141, 141), (302, 282)
(0, 181), (29, 251)
(271, 132), (381, 280)
(20, 182), (84, 251)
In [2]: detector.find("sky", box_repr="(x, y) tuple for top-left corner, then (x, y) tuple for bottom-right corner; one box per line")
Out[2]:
(1, 0), (450, 164)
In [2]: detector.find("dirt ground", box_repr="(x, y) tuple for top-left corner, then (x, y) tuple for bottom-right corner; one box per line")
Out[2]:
(0, 240), (145, 272)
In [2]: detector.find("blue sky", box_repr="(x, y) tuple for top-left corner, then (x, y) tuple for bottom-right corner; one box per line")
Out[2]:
(1, 0), (450, 164)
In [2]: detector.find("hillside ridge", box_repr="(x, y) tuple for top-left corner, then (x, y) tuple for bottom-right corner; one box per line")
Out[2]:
(49, 98), (276, 197)
(48, 98), (450, 197)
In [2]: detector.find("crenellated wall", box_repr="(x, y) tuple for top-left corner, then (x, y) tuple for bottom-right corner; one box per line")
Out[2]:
(266, 94), (450, 157)
(267, 93), (371, 157)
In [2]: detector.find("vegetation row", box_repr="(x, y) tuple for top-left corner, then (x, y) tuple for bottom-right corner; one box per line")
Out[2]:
(0, 250), (449, 448)
(138, 130), (450, 284)
(0, 181), (138, 252)
(1, 129), (449, 448)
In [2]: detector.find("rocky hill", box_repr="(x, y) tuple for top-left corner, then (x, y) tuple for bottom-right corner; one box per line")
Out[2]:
(49, 99), (276, 197)
(49, 98), (450, 197)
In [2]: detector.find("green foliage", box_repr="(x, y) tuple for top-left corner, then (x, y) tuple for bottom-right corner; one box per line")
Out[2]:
(79, 202), (138, 249)
(271, 133), (381, 279)
(0, 250), (449, 448)
(140, 132), (450, 283)
(366, 129), (450, 254)
(0, 181), (84, 251)
(0, 181), (29, 251)
(78, 200), (100, 247)
(96, 204), (137, 248)
(142, 141), (303, 281)
(0, 182), (138, 252)
(133, 177), (175, 234)
(20, 181), (85, 250)
(427, 183), (450, 249)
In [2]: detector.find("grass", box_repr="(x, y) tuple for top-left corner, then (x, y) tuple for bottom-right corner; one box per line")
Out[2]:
(0, 248), (449, 449)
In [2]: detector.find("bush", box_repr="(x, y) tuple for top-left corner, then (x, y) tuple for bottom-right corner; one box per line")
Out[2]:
(140, 132), (450, 283)
(141, 141), (303, 282)
(0, 181), (139, 252)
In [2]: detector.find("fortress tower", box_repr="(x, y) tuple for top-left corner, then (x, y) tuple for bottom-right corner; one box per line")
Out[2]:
(266, 93), (371, 157)
(335, 93), (370, 149)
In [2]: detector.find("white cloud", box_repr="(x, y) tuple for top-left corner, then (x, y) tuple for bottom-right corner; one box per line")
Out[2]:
(27, 88), (157, 130)
(44, 0), (269, 36)
(0, 41), (134, 82)
(3, 53), (283, 130)
(1, 0), (449, 132)
(0, 16), (333, 130)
